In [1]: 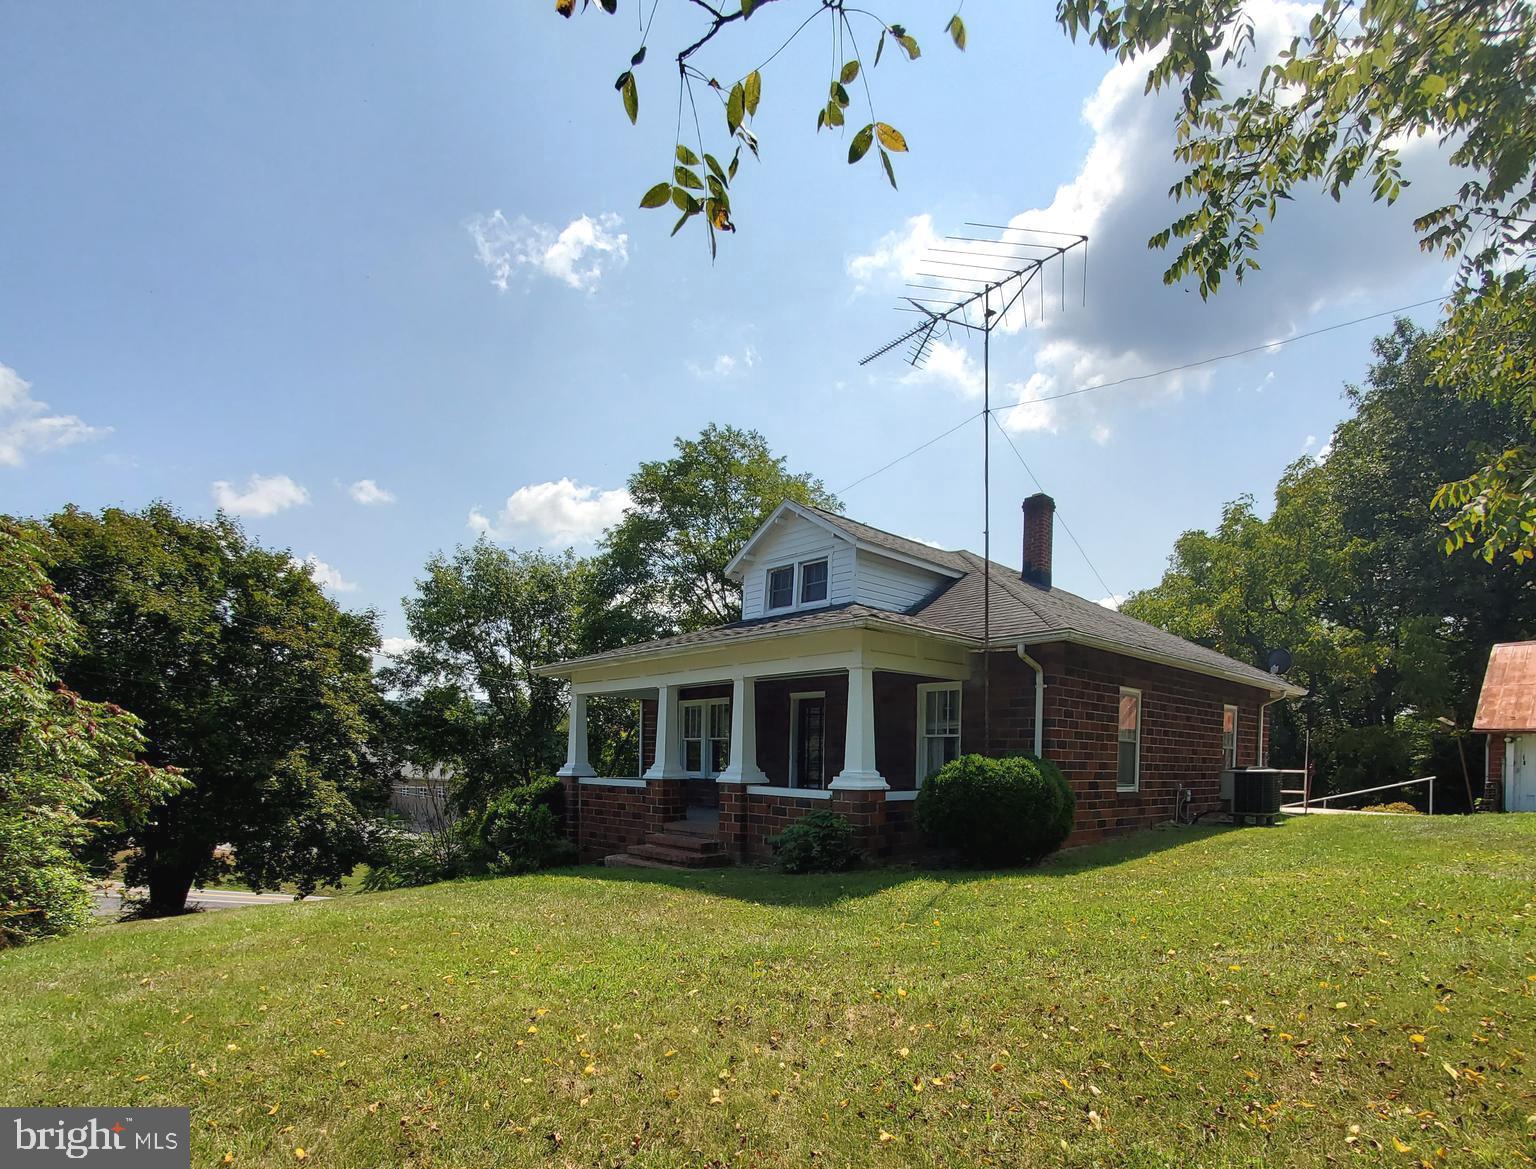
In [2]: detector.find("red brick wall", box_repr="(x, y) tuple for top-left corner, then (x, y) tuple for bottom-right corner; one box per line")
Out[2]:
(1033, 642), (1274, 842)
(755, 674), (848, 787)
(574, 781), (650, 862)
(962, 651), (1040, 759)
(717, 788), (923, 863)
(1485, 734), (1506, 810)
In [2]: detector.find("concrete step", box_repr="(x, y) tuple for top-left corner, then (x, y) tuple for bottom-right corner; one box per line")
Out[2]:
(644, 831), (724, 853)
(662, 819), (719, 838)
(604, 853), (687, 869)
(626, 842), (731, 867)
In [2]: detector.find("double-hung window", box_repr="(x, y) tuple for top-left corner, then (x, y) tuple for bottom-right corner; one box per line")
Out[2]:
(681, 698), (731, 777)
(1222, 704), (1239, 769)
(765, 557), (831, 612)
(917, 683), (962, 782)
(1117, 688), (1141, 792)
(766, 566), (795, 611)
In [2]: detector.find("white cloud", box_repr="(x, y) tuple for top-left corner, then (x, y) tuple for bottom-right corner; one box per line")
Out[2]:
(1096, 594), (1124, 610)
(466, 210), (628, 293)
(380, 636), (418, 657)
(212, 473), (310, 517)
(0, 363), (108, 467)
(688, 344), (760, 379)
(847, 213), (941, 286)
(853, 0), (1462, 439)
(469, 477), (631, 546)
(349, 478), (396, 505)
(293, 554), (358, 593)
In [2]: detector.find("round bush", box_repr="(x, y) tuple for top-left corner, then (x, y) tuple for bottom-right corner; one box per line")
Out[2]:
(769, 810), (859, 874)
(915, 753), (1075, 866)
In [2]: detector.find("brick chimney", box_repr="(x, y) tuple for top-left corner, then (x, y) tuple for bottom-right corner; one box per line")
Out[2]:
(1022, 493), (1055, 590)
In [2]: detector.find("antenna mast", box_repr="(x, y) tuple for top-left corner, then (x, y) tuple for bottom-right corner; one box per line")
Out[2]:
(858, 222), (1088, 755)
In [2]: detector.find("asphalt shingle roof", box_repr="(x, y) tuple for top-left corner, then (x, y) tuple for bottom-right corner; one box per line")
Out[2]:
(541, 509), (1302, 694)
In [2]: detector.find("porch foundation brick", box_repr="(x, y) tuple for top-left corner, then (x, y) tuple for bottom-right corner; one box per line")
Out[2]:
(575, 782), (650, 863)
(559, 775), (580, 840)
(717, 784), (750, 862)
(831, 788), (886, 860)
(645, 778), (688, 833)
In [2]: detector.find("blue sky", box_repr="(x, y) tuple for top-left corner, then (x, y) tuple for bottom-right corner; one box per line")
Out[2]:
(2, 1), (1456, 646)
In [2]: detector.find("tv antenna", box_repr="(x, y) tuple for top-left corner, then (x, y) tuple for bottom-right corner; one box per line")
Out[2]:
(858, 221), (1088, 754)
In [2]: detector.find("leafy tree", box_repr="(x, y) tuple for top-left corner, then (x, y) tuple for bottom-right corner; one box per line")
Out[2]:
(1, 519), (184, 944)
(1125, 321), (1536, 804)
(555, 1), (966, 252)
(599, 423), (839, 633)
(43, 504), (389, 916)
(1054, 0), (1536, 561)
(386, 543), (610, 806)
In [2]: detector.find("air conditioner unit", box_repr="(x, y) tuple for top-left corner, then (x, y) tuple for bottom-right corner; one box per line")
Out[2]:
(1220, 767), (1282, 825)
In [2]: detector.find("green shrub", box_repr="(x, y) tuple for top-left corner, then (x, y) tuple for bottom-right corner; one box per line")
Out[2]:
(361, 816), (469, 891)
(468, 777), (575, 875)
(769, 810), (860, 873)
(1360, 800), (1423, 815)
(916, 753), (1075, 866)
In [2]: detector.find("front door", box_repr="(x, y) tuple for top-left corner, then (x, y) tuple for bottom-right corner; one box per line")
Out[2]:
(793, 696), (827, 788)
(1510, 735), (1536, 812)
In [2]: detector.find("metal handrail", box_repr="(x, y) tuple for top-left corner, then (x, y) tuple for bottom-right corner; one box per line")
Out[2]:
(1284, 775), (1435, 816)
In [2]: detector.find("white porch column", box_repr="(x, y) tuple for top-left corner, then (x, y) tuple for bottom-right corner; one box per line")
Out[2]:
(831, 664), (888, 790)
(556, 692), (596, 778)
(717, 675), (767, 785)
(642, 684), (686, 779)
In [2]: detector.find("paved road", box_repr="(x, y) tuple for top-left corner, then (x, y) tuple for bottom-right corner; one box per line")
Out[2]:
(92, 883), (330, 917)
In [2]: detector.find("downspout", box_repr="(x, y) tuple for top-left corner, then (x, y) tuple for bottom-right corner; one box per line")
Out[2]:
(1015, 644), (1046, 758)
(1257, 694), (1287, 767)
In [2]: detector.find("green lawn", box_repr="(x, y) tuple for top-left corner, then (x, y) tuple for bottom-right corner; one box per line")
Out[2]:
(3, 816), (1532, 1168)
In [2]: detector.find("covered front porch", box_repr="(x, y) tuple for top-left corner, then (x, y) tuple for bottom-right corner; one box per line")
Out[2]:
(551, 625), (976, 864)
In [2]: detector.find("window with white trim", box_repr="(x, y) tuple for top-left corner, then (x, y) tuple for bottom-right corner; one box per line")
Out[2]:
(766, 566), (795, 611)
(1117, 688), (1141, 792)
(917, 682), (962, 782)
(681, 698), (731, 777)
(764, 556), (833, 613)
(1222, 704), (1239, 769)
(799, 558), (829, 604)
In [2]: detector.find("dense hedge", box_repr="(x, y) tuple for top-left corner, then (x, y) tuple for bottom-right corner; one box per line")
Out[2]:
(916, 753), (1074, 866)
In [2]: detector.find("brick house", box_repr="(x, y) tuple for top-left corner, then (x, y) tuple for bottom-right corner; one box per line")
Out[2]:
(536, 496), (1305, 866)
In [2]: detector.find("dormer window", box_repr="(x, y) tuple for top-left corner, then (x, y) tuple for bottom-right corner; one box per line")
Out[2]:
(765, 557), (831, 613)
(767, 566), (795, 610)
(799, 559), (828, 604)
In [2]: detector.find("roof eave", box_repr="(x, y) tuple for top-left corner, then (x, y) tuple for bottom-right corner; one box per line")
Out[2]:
(534, 613), (980, 679)
(1014, 629), (1308, 698)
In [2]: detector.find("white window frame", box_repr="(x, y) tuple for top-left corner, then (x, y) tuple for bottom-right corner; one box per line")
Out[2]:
(1117, 687), (1142, 793)
(679, 697), (731, 778)
(1222, 704), (1239, 769)
(916, 681), (963, 785)
(765, 565), (796, 612)
(788, 690), (828, 788)
(763, 554), (834, 614)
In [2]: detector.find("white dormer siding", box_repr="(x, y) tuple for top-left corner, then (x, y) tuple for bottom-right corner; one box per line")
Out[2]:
(733, 507), (954, 621)
(852, 549), (948, 612)
(739, 516), (852, 619)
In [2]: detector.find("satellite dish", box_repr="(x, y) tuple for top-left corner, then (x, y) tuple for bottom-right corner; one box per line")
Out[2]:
(1267, 648), (1294, 675)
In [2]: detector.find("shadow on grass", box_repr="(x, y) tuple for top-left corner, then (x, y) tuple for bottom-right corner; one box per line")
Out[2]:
(565, 820), (1257, 909)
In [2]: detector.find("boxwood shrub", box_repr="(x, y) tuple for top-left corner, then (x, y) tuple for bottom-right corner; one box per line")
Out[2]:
(769, 810), (860, 874)
(915, 753), (1074, 866)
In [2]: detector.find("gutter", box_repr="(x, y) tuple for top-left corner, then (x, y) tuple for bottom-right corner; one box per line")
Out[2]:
(1015, 644), (1046, 757)
(1013, 629), (1307, 699)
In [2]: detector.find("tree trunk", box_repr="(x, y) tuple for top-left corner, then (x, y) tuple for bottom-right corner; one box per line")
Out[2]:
(143, 863), (199, 917)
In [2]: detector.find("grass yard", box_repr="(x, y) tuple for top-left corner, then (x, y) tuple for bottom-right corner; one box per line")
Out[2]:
(3, 816), (1533, 1168)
